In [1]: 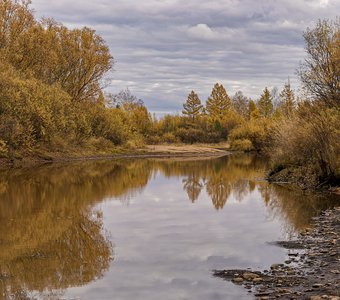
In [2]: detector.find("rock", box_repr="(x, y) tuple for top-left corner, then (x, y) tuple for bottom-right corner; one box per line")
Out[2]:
(312, 283), (323, 288)
(270, 263), (284, 270)
(310, 297), (322, 300)
(232, 277), (244, 283)
(243, 272), (260, 280)
(254, 292), (270, 297)
(252, 277), (263, 283)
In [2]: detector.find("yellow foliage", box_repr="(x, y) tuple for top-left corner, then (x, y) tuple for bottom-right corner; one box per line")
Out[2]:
(269, 104), (340, 183)
(229, 118), (273, 151)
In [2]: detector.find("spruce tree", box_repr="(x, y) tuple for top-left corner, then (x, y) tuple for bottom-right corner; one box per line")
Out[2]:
(182, 90), (203, 121)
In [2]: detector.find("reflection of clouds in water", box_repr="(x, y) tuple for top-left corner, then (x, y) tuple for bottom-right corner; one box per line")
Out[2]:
(80, 185), (286, 300)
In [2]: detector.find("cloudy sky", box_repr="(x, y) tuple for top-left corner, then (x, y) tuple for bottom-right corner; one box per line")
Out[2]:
(32, 0), (339, 113)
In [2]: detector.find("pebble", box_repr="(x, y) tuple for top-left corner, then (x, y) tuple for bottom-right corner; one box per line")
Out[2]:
(243, 272), (259, 280)
(270, 263), (284, 270)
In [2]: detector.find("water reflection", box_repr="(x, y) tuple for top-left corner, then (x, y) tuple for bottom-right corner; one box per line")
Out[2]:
(148, 155), (266, 209)
(151, 155), (337, 229)
(0, 155), (338, 299)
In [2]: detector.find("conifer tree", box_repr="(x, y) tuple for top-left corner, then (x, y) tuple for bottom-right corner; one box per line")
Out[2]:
(206, 83), (232, 120)
(258, 87), (273, 117)
(182, 90), (203, 121)
(279, 82), (295, 117)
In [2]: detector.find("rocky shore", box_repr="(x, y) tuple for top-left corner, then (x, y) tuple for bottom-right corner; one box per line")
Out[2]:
(214, 207), (340, 300)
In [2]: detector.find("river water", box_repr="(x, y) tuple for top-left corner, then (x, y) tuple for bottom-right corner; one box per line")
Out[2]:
(0, 154), (337, 300)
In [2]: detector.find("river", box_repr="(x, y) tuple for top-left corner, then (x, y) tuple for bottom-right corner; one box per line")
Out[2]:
(0, 154), (337, 300)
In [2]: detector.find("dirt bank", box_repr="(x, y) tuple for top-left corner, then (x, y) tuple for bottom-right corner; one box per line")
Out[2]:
(214, 207), (340, 299)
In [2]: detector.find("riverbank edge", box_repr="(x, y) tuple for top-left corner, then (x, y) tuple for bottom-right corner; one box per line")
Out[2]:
(0, 144), (232, 169)
(214, 206), (340, 300)
(267, 165), (340, 194)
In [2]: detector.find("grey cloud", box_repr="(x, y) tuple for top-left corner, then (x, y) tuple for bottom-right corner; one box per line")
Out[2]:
(32, 0), (339, 112)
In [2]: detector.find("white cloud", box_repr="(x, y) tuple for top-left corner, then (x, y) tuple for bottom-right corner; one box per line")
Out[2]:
(31, 0), (340, 112)
(187, 24), (218, 40)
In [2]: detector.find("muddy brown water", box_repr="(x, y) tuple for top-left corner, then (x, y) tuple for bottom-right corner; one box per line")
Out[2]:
(0, 154), (338, 300)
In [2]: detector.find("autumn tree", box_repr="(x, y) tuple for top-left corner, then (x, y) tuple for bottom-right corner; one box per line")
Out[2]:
(0, 0), (144, 154)
(112, 88), (144, 108)
(298, 19), (340, 106)
(248, 99), (259, 119)
(206, 83), (232, 120)
(0, 0), (34, 52)
(232, 91), (249, 119)
(278, 81), (295, 117)
(182, 90), (203, 122)
(48, 25), (113, 102)
(111, 88), (151, 136)
(0, 3), (113, 103)
(258, 87), (273, 117)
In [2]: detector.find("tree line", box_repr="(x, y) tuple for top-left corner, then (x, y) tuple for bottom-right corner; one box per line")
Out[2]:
(148, 82), (294, 146)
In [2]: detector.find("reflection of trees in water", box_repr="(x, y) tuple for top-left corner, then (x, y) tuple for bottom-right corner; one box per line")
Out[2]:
(261, 184), (339, 236)
(153, 154), (267, 210)
(206, 176), (231, 210)
(182, 172), (203, 203)
(0, 159), (153, 299)
(0, 209), (112, 299)
(152, 155), (338, 231)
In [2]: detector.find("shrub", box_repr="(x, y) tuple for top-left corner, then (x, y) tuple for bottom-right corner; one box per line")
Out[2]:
(175, 128), (205, 144)
(230, 139), (254, 151)
(269, 104), (340, 184)
(162, 132), (179, 144)
(229, 119), (272, 151)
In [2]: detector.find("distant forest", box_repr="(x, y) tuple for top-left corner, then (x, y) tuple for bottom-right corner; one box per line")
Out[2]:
(0, 1), (339, 187)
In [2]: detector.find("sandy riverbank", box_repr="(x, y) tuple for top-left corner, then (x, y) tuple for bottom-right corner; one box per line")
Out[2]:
(0, 143), (231, 169)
